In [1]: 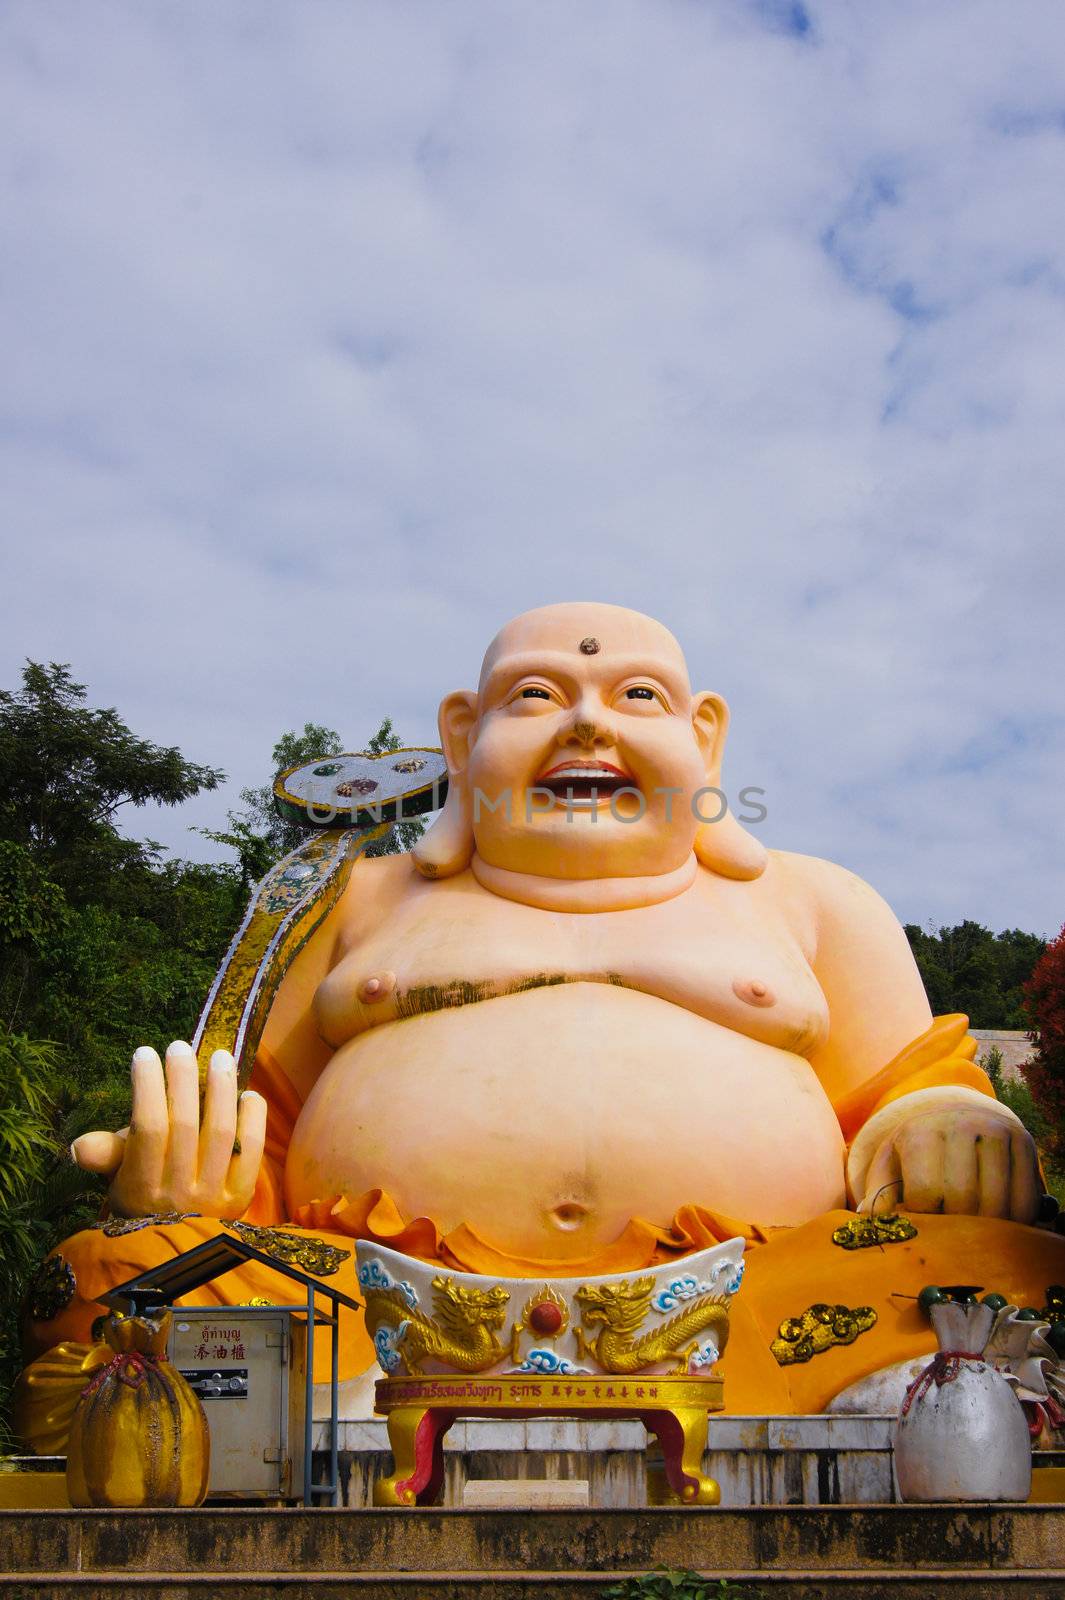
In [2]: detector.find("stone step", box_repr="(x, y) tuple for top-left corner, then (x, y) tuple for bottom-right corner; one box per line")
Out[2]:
(4, 1505), (1065, 1590)
(4, 1572), (1065, 1600)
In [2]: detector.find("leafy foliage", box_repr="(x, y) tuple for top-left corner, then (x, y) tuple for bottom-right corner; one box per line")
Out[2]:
(0, 665), (244, 1080)
(601, 1574), (764, 1600)
(904, 921), (1045, 1028)
(980, 1042), (1047, 1140)
(0, 663), (222, 907)
(1023, 924), (1065, 1163)
(0, 1031), (115, 1448)
(0, 1032), (57, 1208)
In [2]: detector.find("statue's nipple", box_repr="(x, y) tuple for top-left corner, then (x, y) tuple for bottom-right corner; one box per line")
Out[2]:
(732, 977), (776, 1009)
(359, 971), (396, 1006)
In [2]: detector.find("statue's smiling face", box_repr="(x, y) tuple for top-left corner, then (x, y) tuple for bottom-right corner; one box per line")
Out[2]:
(460, 604), (717, 881)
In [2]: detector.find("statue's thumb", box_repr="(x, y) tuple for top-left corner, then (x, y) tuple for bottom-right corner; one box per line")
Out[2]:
(71, 1127), (128, 1176)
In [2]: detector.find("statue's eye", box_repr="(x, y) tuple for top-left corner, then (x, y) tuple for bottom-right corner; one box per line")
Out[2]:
(626, 687), (655, 701)
(521, 687), (551, 700)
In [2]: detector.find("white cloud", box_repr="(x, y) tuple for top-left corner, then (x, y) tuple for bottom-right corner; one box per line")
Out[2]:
(1, 0), (1063, 932)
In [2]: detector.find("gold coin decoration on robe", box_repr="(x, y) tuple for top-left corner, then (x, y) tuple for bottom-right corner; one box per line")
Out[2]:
(831, 1215), (918, 1251)
(220, 1218), (350, 1277)
(770, 1302), (877, 1366)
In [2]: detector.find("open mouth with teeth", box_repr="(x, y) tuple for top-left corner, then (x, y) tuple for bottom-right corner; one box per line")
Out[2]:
(536, 760), (637, 807)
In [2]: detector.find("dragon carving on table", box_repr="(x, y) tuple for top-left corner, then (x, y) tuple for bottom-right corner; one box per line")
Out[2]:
(574, 1275), (731, 1375)
(363, 1275), (512, 1375)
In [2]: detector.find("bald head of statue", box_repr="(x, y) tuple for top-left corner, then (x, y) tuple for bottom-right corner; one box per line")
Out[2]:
(413, 602), (766, 909)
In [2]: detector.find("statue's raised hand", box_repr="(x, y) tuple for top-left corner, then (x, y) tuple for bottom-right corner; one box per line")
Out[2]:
(71, 1041), (267, 1219)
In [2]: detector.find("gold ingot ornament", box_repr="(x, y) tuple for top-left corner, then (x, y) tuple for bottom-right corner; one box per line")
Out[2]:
(65, 1309), (209, 1508)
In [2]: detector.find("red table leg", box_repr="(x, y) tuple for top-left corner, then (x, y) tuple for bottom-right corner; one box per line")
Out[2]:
(373, 1405), (455, 1506)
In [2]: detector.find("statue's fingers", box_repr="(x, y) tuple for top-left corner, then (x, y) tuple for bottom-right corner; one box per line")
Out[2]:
(859, 1137), (902, 1214)
(1009, 1128), (1040, 1224)
(975, 1130), (1011, 1217)
(197, 1050), (238, 1197)
(120, 1046), (168, 1193)
(228, 1090), (267, 1207)
(162, 1041), (200, 1189)
(894, 1119), (947, 1213)
(71, 1127), (128, 1176)
(942, 1132), (980, 1215)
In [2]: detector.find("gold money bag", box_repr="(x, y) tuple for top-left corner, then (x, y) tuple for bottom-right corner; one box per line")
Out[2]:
(65, 1309), (210, 1507)
(12, 1338), (111, 1456)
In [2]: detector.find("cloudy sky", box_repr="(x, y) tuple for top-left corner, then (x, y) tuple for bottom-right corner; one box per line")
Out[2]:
(2, 0), (1063, 935)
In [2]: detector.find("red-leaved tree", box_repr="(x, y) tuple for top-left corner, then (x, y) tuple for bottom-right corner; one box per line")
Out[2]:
(1024, 923), (1065, 1161)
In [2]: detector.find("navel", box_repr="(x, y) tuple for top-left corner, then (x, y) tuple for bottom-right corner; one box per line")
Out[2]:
(732, 976), (776, 1009)
(549, 1201), (589, 1232)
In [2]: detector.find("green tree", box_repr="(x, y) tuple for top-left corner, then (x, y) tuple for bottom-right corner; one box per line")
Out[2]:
(0, 663), (222, 906)
(995, 929), (1050, 1025)
(0, 664), (242, 1077)
(904, 922), (1045, 1029)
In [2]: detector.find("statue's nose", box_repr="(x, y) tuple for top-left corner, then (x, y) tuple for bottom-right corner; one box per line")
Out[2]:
(560, 701), (615, 749)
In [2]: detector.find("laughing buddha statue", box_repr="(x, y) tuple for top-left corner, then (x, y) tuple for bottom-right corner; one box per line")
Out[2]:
(20, 602), (1065, 1424)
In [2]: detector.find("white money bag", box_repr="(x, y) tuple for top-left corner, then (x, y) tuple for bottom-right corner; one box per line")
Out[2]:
(894, 1300), (1031, 1502)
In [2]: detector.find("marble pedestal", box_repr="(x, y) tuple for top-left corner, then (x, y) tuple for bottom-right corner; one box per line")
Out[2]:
(311, 1411), (899, 1509)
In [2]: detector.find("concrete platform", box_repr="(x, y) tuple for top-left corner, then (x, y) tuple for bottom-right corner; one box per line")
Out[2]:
(4, 1505), (1065, 1598)
(313, 1412), (899, 1507)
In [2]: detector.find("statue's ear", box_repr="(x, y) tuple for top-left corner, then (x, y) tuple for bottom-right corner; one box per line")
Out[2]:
(438, 690), (479, 776)
(690, 690), (768, 882)
(412, 691), (478, 879)
(691, 691), (729, 781)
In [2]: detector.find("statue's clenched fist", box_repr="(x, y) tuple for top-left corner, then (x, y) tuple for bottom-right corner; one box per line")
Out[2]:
(71, 1041), (267, 1219)
(859, 1101), (1041, 1223)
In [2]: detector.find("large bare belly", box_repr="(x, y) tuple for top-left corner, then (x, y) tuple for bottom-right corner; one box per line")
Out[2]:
(284, 984), (845, 1258)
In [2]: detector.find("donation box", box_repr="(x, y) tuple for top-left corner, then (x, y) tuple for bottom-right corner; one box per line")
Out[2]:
(168, 1307), (307, 1499)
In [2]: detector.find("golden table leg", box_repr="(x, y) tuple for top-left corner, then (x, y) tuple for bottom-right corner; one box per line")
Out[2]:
(642, 1406), (720, 1506)
(372, 1404), (455, 1507)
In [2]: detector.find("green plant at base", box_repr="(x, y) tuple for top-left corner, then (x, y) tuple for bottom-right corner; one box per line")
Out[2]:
(0, 1030), (112, 1450)
(600, 1573), (765, 1600)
